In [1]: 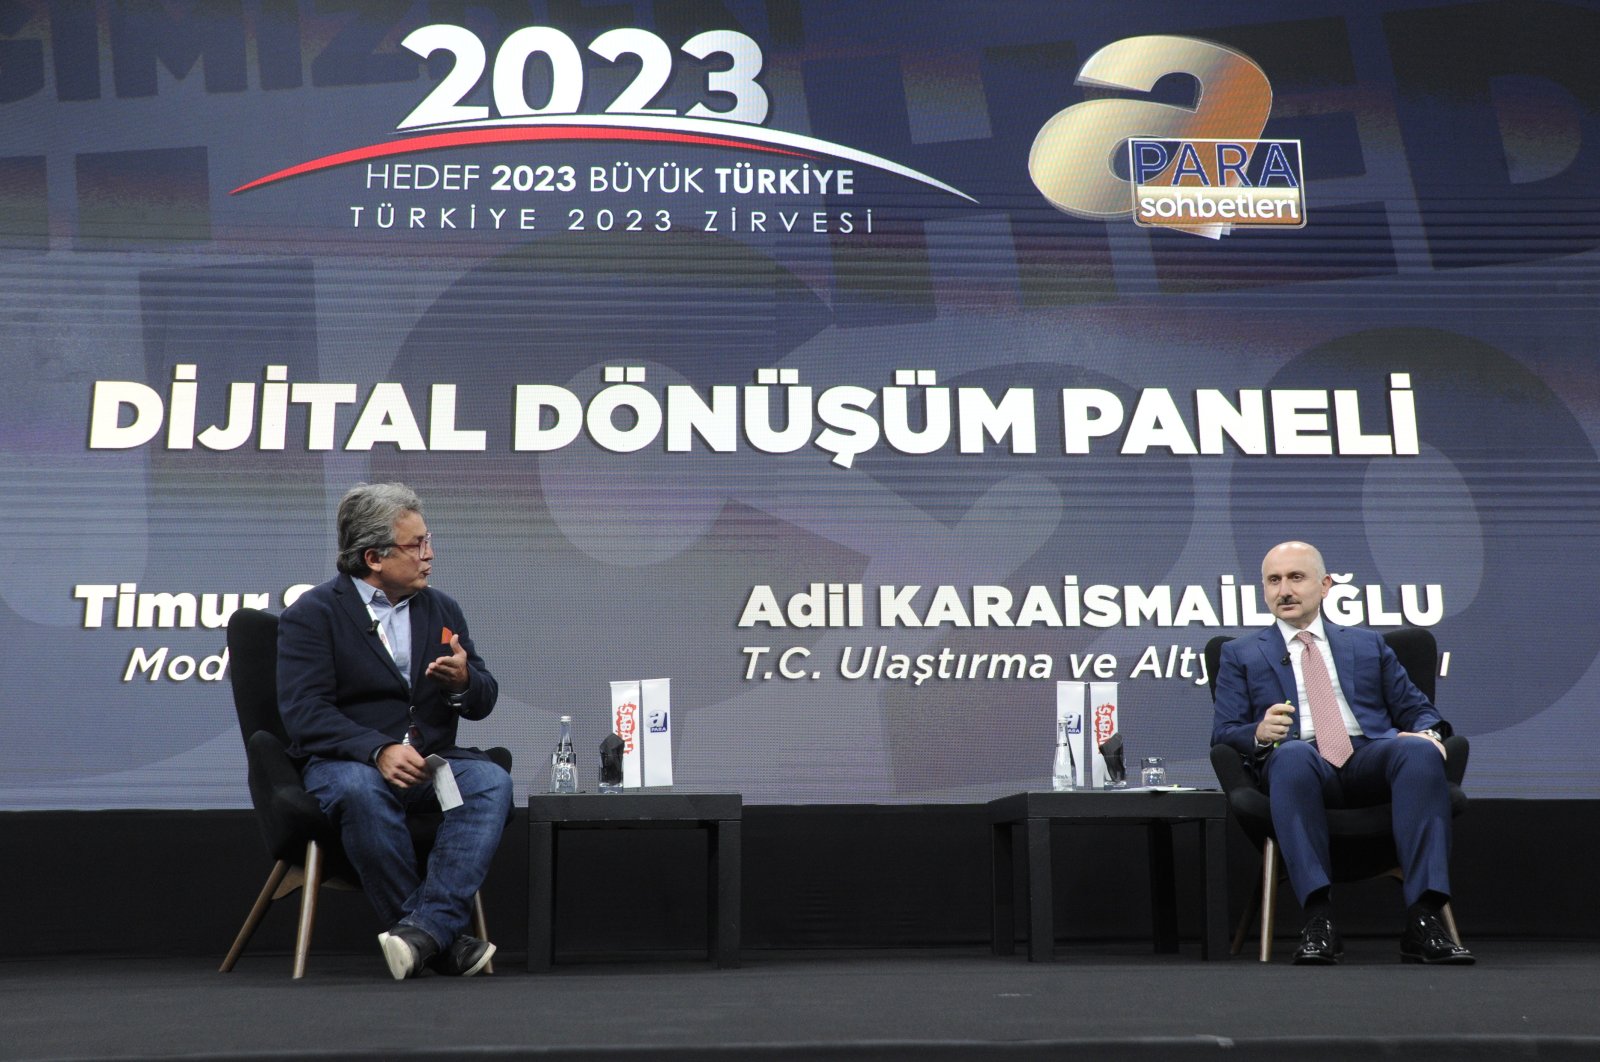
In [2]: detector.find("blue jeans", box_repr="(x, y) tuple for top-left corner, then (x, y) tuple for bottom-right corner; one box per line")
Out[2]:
(303, 755), (513, 950)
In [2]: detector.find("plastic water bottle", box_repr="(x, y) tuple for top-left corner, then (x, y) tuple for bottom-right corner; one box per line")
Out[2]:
(1051, 717), (1076, 791)
(549, 715), (578, 794)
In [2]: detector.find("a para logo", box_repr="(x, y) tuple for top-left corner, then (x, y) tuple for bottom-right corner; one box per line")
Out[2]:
(1029, 36), (1302, 239)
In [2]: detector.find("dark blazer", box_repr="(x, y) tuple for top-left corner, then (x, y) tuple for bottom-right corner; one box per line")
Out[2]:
(278, 575), (498, 763)
(1211, 621), (1440, 757)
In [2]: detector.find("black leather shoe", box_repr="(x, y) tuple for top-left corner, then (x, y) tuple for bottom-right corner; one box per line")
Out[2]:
(1292, 913), (1344, 965)
(428, 933), (496, 977)
(378, 925), (439, 980)
(1400, 911), (1475, 965)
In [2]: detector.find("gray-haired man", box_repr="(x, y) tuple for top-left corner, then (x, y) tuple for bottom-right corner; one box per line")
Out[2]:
(279, 482), (512, 979)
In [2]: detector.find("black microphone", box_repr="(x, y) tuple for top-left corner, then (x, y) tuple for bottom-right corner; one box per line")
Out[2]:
(368, 618), (381, 634)
(1281, 652), (1290, 666)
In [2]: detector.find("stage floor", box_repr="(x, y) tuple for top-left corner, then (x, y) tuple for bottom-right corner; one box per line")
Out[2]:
(5, 941), (1599, 1061)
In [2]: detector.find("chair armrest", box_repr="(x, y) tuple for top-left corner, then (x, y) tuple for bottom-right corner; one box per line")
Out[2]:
(1442, 734), (1469, 786)
(1209, 743), (1255, 795)
(1210, 743), (1274, 848)
(245, 729), (338, 862)
(245, 729), (302, 798)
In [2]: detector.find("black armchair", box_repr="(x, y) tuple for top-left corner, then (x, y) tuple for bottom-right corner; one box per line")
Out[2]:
(1205, 627), (1468, 961)
(219, 607), (511, 977)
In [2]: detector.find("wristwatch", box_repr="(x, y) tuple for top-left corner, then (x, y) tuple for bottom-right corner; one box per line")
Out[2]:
(1419, 728), (1443, 742)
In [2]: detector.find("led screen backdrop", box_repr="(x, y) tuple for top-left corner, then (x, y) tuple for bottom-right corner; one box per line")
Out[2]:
(2, 0), (1597, 807)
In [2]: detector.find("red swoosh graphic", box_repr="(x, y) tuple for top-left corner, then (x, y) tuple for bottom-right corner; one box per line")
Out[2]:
(231, 126), (813, 195)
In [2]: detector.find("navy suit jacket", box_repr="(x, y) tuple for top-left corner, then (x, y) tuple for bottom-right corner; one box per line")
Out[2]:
(278, 575), (498, 763)
(1211, 621), (1440, 758)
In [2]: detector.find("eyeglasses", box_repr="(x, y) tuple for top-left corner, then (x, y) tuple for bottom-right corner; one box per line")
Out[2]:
(384, 533), (433, 558)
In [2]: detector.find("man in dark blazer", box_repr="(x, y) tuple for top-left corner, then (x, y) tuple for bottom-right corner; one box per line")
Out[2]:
(1211, 541), (1473, 965)
(279, 482), (512, 980)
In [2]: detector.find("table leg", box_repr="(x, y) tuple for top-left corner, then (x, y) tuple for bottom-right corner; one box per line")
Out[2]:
(1148, 820), (1178, 953)
(711, 819), (741, 969)
(1025, 817), (1053, 962)
(527, 819), (555, 972)
(991, 822), (1015, 956)
(1201, 818), (1230, 961)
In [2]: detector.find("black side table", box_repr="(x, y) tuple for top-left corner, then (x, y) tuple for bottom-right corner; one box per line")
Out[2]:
(988, 789), (1230, 961)
(527, 792), (743, 971)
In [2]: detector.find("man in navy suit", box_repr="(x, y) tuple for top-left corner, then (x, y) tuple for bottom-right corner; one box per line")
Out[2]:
(279, 482), (513, 980)
(1212, 541), (1473, 965)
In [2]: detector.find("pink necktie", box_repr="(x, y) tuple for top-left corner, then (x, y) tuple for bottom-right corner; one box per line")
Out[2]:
(1297, 631), (1353, 767)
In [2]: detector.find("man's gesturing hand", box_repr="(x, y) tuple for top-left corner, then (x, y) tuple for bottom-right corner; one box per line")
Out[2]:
(1256, 702), (1295, 745)
(425, 634), (469, 692)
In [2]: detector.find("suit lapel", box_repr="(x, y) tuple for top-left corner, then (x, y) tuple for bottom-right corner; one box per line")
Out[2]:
(335, 576), (409, 690)
(1325, 622), (1359, 708)
(1258, 626), (1298, 736)
(407, 590), (432, 688)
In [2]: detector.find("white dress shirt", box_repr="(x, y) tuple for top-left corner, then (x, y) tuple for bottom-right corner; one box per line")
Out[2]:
(355, 577), (412, 686)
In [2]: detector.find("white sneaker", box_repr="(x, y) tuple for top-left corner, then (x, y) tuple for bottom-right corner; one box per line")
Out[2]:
(377, 925), (437, 980)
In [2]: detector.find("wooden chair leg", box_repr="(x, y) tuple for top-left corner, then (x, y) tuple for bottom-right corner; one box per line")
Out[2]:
(1385, 867), (1465, 946)
(220, 859), (291, 972)
(471, 892), (494, 975)
(292, 840), (324, 980)
(1441, 902), (1462, 947)
(1258, 838), (1279, 963)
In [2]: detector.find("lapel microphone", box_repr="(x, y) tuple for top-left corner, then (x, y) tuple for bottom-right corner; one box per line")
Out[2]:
(1281, 651), (1291, 665)
(368, 618), (381, 635)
